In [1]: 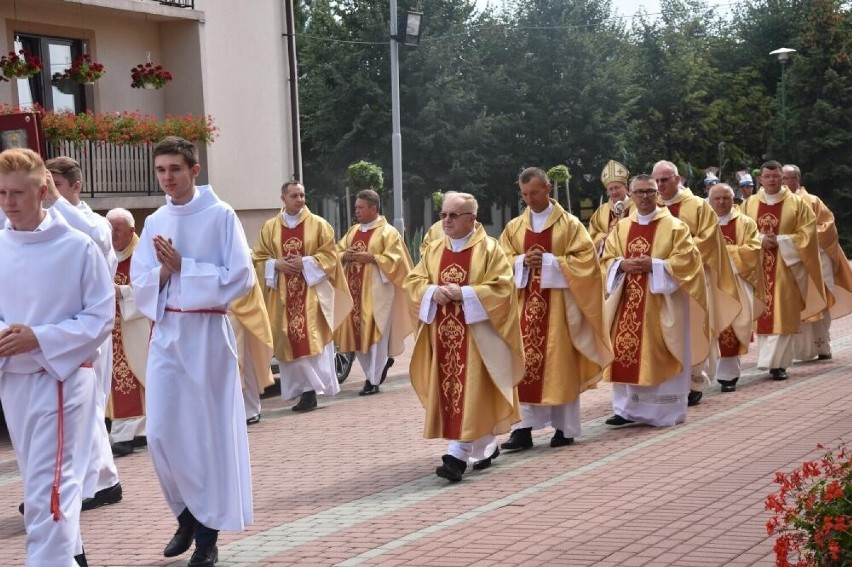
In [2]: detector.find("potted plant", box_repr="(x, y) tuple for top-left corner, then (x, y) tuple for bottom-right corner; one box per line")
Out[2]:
(130, 62), (173, 89)
(0, 49), (43, 82)
(61, 54), (105, 85)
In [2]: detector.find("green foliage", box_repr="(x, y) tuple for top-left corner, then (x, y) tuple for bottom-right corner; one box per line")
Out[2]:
(296, 0), (852, 251)
(347, 160), (384, 191)
(547, 165), (570, 182)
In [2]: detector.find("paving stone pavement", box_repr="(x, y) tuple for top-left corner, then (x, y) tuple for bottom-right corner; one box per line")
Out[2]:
(1, 318), (851, 566)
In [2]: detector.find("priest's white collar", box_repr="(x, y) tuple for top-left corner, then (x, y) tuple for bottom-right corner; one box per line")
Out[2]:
(281, 208), (303, 227)
(450, 229), (475, 252)
(763, 186), (787, 205)
(663, 188), (684, 205)
(359, 217), (380, 231)
(718, 211), (732, 225)
(636, 207), (662, 225)
(529, 202), (553, 219)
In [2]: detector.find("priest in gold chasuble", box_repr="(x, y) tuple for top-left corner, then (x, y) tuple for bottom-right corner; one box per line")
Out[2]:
(252, 181), (353, 412)
(229, 279), (275, 425)
(741, 161), (825, 380)
(783, 164), (852, 361)
(404, 193), (522, 482)
(588, 160), (633, 256)
(707, 184), (764, 393)
(106, 208), (149, 456)
(498, 168), (612, 451)
(652, 160), (741, 407)
(335, 190), (414, 396)
(601, 175), (709, 427)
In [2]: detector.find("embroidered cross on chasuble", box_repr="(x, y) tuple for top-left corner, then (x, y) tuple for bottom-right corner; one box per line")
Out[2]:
(717, 222), (743, 357)
(610, 221), (659, 384)
(343, 229), (376, 349)
(517, 227), (553, 402)
(110, 256), (145, 418)
(755, 201), (783, 335)
(435, 246), (473, 439)
(281, 222), (312, 359)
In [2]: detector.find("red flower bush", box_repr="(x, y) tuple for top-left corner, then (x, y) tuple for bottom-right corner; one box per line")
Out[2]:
(765, 443), (852, 567)
(130, 62), (173, 89)
(0, 49), (43, 81)
(0, 104), (218, 145)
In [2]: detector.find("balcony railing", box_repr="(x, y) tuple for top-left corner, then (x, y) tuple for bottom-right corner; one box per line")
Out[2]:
(156, 0), (195, 8)
(47, 141), (163, 198)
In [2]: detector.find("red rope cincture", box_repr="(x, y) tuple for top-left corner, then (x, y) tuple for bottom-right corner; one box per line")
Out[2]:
(50, 362), (93, 522)
(164, 307), (227, 315)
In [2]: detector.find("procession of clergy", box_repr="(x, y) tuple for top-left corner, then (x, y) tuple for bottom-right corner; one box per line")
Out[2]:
(2, 138), (851, 567)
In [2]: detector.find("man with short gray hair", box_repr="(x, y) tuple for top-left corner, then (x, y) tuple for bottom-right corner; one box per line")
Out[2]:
(105, 208), (149, 457)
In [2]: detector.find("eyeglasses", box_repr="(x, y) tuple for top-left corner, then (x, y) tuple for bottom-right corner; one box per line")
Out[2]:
(653, 177), (672, 184)
(439, 211), (475, 220)
(632, 189), (658, 197)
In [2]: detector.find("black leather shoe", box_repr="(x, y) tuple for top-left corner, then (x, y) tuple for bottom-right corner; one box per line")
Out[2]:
(74, 552), (88, 567)
(719, 378), (738, 393)
(435, 454), (466, 482)
(472, 448), (500, 471)
(18, 502), (23, 515)
(500, 427), (533, 451)
(818, 353), (832, 360)
(82, 482), (122, 511)
(605, 414), (635, 426)
(358, 381), (380, 396)
(111, 441), (134, 457)
(246, 414), (261, 426)
(550, 429), (574, 448)
(292, 390), (317, 411)
(770, 368), (788, 381)
(164, 510), (197, 557)
(379, 357), (395, 385)
(187, 544), (218, 567)
(132, 435), (147, 448)
(687, 390), (703, 406)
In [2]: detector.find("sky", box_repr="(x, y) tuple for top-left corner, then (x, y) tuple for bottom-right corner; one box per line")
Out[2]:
(473, 0), (734, 23)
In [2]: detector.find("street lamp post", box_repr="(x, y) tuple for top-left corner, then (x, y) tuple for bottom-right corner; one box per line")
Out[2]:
(770, 47), (796, 149)
(389, 4), (422, 237)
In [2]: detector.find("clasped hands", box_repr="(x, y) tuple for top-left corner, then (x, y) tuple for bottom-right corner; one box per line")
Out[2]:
(433, 283), (462, 306)
(761, 234), (778, 250)
(618, 255), (653, 274)
(524, 249), (544, 270)
(0, 324), (38, 357)
(275, 254), (304, 276)
(342, 248), (374, 265)
(154, 235), (182, 274)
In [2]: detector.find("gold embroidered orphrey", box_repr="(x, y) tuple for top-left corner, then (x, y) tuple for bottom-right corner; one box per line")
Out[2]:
(521, 243), (547, 385)
(437, 262), (469, 417)
(111, 269), (139, 395)
(283, 235), (307, 342)
(613, 235), (651, 367)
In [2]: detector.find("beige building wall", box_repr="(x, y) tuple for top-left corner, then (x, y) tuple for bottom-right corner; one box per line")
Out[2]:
(0, 0), (290, 235)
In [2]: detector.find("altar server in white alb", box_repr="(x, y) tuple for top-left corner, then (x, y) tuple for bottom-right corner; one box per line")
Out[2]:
(46, 156), (123, 511)
(0, 148), (114, 567)
(131, 137), (254, 567)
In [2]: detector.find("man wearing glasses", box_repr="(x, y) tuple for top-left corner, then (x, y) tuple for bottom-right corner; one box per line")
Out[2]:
(498, 168), (612, 452)
(651, 161), (740, 406)
(600, 175), (709, 427)
(404, 192), (522, 482)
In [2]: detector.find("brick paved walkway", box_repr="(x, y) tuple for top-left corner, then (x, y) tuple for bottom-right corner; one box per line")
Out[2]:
(1, 318), (850, 566)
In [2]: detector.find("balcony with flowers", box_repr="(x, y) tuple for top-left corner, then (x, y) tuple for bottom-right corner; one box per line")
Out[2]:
(1, 104), (216, 197)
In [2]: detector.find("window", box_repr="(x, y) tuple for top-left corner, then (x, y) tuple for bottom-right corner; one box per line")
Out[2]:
(15, 34), (89, 113)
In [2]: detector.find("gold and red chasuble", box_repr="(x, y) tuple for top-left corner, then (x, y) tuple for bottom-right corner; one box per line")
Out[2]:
(755, 201), (783, 335)
(666, 201), (682, 219)
(717, 222), (743, 356)
(610, 221), (659, 384)
(517, 228), (553, 403)
(343, 229), (376, 349)
(110, 257), (145, 419)
(435, 247), (473, 439)
(281, 223), (312, 359)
